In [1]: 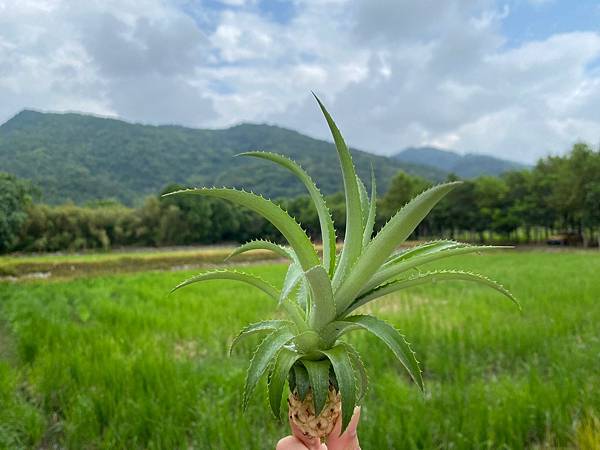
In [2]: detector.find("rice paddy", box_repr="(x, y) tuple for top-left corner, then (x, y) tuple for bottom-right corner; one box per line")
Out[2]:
(0, 249), (599, 449)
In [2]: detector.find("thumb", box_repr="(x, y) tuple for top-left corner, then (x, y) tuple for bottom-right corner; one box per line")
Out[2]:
(326, 406), (361, 450)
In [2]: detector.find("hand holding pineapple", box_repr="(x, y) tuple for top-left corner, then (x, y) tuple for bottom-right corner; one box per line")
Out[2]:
(167, 94), (518, 443)
(277, 406), (361, 450)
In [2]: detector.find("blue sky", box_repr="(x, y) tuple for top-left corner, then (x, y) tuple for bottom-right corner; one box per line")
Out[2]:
(1, 0), (599, 163)
(502, 0), (600, 45)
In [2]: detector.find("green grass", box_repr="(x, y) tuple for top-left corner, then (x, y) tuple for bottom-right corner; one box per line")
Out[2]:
(0, 251), (599, 449)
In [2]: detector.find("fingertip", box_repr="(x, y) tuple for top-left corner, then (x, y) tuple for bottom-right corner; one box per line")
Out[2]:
(348, 406), (361, 433)
(276, 436), (300, 450)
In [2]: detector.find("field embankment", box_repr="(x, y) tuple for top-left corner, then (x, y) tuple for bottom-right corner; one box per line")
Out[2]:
(0, 246), (284, 280)
(1, 243), (586, 281)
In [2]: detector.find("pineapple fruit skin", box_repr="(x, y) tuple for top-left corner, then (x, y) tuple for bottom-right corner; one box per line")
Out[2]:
(288, 388), (341, 439)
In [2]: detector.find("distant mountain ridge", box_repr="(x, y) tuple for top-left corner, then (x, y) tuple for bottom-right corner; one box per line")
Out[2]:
(0, 110), (445, 205)
(393, 146), (527, 178)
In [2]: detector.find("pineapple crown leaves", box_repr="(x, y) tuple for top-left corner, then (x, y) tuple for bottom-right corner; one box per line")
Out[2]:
(304, 265), (337, 331)
(364, 243), (514, 295)
(301, 358), (334, 415)
(167, 94), (519, 433)
(162, 186), (319, 271)
(225, 239), (294, 262)
(315, 96), (363, 292)
(169, 269), (307, 330)
(169, 268), (280, 299)
(348, 269), (520, 315)
(341, 342), (369, 403)
(290, 362), (311, 401)
(267, 346), (302, 419)
(280, 263), (304, 305)
(318, 344), (357, 429)
(383, 239), (466, 265)
(243, 327), (295, 411)
(236, 150), (338, 276)
(229, 320), (293, 356)
(362, 165), (377, 250)
(333, 181), (463, 312)
(334, 315), (423, 390)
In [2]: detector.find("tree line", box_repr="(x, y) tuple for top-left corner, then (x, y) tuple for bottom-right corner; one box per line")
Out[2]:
(1, 142), (599, 253)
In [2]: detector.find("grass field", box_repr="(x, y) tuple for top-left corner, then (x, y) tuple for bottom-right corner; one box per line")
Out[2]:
(1, 250), (599, 449)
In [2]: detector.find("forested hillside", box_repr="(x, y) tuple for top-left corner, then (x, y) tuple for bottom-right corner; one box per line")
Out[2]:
(393, 146), (526, 178)
(2, 142), (598, 254)
(0, 110), (443, 205)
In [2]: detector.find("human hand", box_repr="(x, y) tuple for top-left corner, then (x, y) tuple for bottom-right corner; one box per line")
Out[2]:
(323, 406), (361, 450)
(276, 406), (361, 450)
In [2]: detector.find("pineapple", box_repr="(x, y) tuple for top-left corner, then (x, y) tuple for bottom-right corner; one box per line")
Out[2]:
(166, 94), (519, 440)
(288, 387), (341, 438)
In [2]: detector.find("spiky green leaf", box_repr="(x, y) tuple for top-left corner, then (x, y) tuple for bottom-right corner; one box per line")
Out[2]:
(343, 315), (423, 390)
(342, 343), (369, 402)
(320, 321), (362, 347)
(364, 244), (512, 294)
(334, 182), (461, 312)
(239, 151), (337, 276)
(281, 298), (309, 332)
(230, 320), (293, 356)
(305, 265), (336, 330)
(296, 277), (308, 312)
(226, 239), (294, 262)
(351, 270), (520, 312)
(280, 262), (303, 304)
(293, 363), (310, 401)
(320, 345), (356, 430)
(383, 240), (465, 267)
(302, 359), (332, 415)
(268, 347), (301, 419)
(170, 269), (279, 300)
(357, 175), (370, 229)
(362, 166), (377, 249)
(313, 95), (363, 290)
(163, 188), (319, 270)
(243, 328), (294, 410)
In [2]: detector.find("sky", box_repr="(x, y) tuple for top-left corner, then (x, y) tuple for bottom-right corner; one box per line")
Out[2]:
(1, 0), (599, 164)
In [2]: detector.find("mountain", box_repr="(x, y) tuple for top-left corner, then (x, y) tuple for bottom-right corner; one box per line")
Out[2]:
(393, 146), (527, 178)
(0, 110), (445, 205)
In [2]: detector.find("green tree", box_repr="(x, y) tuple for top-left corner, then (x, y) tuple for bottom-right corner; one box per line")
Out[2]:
(568, 143), (600, 245)
(584, 181), (600, 248)
(0, 173), (33, 252)
(473, 176), (518, 241)
(502, 171), (536, 242)
(380, 171), (430, 219)
(208, 199), (241, 242)
(159, 184), (212, 245)
(428, 174), (477, 240)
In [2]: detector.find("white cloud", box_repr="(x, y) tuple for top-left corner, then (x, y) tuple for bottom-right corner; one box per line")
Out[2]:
(0, 0), (216, 125)
(267, 2), (600, 163)
(0, 0), (599, 164)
